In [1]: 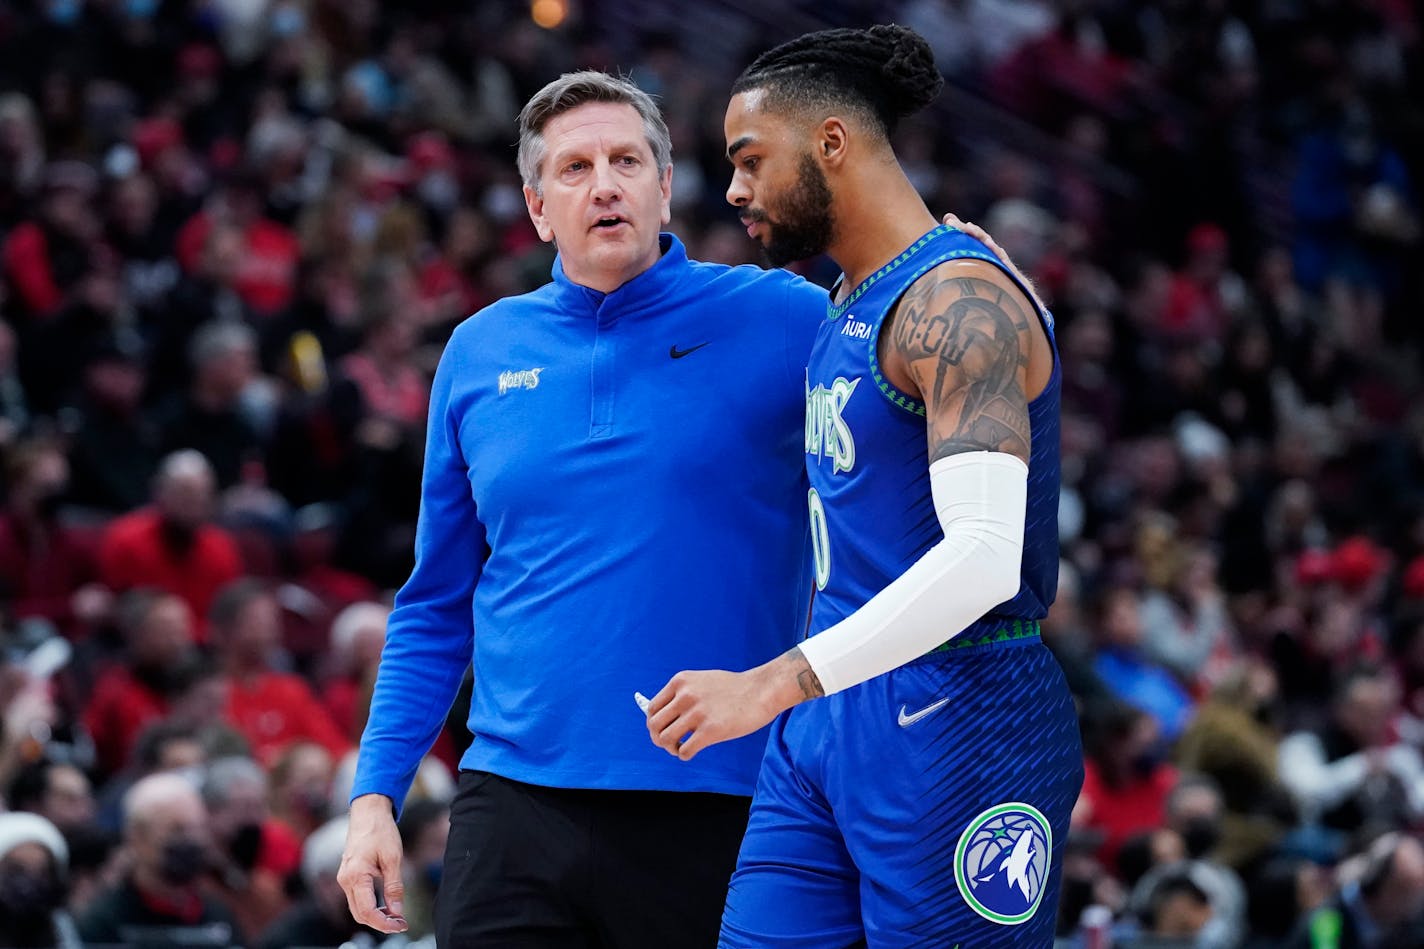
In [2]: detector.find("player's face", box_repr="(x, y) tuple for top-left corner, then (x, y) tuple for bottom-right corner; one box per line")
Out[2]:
(724, 91), (835, 266)
(524, 102), (672, 293)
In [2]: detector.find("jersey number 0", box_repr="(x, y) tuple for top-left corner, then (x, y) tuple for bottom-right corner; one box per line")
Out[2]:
(809, 488), (831, 590)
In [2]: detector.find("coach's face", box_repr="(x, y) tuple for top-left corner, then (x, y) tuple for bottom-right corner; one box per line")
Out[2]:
(723, 90), (835, 267)
(524, 102), (672, 294)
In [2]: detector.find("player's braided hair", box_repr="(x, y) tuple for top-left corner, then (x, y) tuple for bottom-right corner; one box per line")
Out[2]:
(732, 24), (943, 137)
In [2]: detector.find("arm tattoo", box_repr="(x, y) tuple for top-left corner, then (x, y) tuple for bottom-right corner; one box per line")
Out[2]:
(786, 646), (825, 700)
(889, 273), (1032, 463)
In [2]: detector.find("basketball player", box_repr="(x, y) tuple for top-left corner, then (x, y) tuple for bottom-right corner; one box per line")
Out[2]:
(645, 25), (1084, 947)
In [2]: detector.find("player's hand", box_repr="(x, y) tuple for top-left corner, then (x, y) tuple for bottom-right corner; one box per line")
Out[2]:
(338, 794), (409, 934)
(646, 669), (781, 761)
(942, 212), (1048, 313)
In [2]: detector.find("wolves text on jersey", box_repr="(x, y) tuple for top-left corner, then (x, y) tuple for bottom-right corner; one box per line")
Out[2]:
(806, 376), (860, 474)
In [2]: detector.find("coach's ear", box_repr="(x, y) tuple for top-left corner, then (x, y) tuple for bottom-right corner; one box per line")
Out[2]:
(659, 162), (673, 227)
(524, 185), (554, 243)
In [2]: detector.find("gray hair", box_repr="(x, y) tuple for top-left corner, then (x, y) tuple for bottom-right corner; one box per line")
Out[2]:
(155, 449), (214, 488)
(330, 601), (389, 660)
(189, 320), (256, 369)
(301, 816), (349, 888)
(516, 71), (672, 194)
(123, 772), (202, 830)
(201, 755), (267, 808)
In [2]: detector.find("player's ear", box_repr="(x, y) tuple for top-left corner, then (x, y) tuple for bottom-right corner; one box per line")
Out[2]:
(818, 117), (849, 169)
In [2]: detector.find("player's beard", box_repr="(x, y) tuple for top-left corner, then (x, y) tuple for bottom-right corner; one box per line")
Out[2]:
(759, 152), (835, 267)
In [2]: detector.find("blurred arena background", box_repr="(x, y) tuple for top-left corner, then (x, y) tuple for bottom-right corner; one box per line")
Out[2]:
(0, 1), (1421, 946)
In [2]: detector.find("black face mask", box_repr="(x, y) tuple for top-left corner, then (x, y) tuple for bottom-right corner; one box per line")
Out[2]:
(1181, 817), (1221, 859)
(1131, 748), (1164, 778)
(228, 822), (262, 871)
(159, 837), (208, 886)
(33, 488), (66, 522)
(158, 518), (198, 554)
(297, 788), (330, 821)
(131, 658), (189, 695)
(0, 867), (64, 917)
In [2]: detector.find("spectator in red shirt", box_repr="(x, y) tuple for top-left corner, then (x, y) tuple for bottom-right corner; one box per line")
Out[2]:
(320, 600), (387, 741)
(0, 439), (110, 638)
(209, 579), (349, 767)
(1, 160), (101, 322)
(268, 740), (336, 843)
(417, 205), (496, 323)
(339, 262), (429, 430)
(97, 450), (243, 638)
(1077, 703), (1181, 871)
(84, 590), (197, 777)
(1163, 223), (1248, 342)
(175, 170), (300, 316)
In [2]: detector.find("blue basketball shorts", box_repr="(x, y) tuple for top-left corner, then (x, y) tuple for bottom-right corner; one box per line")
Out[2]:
(719, 634), (1084, 948)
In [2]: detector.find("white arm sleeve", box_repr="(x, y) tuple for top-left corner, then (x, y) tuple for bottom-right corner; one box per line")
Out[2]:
(798, 451), (1028, 696)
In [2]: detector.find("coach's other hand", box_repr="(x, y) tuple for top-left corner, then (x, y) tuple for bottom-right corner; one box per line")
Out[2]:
(339, 794), (409, 934)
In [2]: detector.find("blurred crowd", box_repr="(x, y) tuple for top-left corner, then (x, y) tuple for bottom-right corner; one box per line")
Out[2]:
(0, 0), (1420, 947)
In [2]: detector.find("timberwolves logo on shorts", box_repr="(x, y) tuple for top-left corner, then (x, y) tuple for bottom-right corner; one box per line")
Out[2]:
(953, 801), (1051, 925)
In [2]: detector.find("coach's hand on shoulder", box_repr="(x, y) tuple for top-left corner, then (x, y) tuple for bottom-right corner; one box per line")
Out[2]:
(647, 648), (824, 761)
(941, 212), (1047, 314)
(339, 794), (409, 934)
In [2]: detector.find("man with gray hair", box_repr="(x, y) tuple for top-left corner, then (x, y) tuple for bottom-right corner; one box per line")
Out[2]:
(339, 70), (827, 947)
(78, 772), (239, 947)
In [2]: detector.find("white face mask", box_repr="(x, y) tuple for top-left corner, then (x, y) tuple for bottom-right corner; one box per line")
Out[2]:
(1195, 915), (1234, 949)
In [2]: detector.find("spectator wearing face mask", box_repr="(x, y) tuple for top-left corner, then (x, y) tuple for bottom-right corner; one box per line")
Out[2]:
(0, 438), (110, 638)
(1077, 702), (1180, 868)
(77, 772), (239, 948)
(267, 740), (334, 842)
(201, 755), (301, 945)
(395, 797), (450, 942)
(256, 816), (362, 949)
(83, 590), (198, 778)
(0, 811), (81, 949)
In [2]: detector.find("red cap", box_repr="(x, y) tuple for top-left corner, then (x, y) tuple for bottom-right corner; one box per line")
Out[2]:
(1295, 549), (1334, 587)
(1402, 555), (1424, 599)
(406, 132), (454, 175)
(133, 118), (184, 167)
(1186, 222), (1228, 255)
(1331, 536), (1388, 593)
(178, 44), (222, 78)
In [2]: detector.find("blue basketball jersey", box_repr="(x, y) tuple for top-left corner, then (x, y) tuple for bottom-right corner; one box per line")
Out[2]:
(721, 226), (1082, 948)
(804, 224), (1061, 642)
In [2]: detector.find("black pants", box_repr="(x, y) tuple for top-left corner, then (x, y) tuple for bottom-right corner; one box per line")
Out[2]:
(435, 771), (751, 948)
